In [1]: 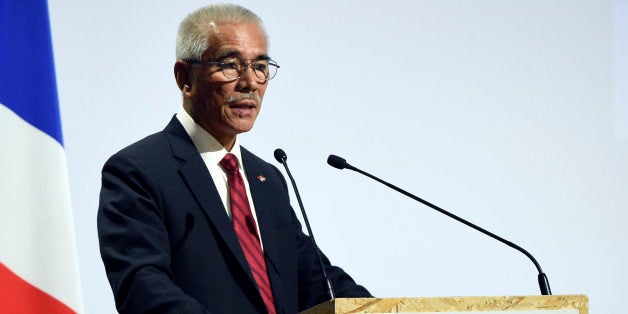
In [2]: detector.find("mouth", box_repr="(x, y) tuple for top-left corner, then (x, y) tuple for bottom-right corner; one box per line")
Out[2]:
(229, 101), (257, 116)
(229, 101), (256, 109)
(226, 93), (261, 117)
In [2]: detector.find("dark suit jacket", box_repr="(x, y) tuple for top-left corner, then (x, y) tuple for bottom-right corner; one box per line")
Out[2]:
(97, 117), (371, 314)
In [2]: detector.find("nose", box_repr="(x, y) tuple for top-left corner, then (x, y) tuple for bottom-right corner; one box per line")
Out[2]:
(236, 65), (264, 92)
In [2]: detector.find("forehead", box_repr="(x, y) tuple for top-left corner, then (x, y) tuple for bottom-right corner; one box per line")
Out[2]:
(205, 22), (268, 60)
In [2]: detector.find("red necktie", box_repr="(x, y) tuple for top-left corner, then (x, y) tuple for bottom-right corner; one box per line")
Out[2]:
(220, 153), (276, 314)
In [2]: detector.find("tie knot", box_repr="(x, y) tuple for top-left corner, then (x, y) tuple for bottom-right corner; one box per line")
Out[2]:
(221, 153), (239, 173)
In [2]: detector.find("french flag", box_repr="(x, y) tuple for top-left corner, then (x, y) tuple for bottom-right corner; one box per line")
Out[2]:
(0, 0), (83, 313)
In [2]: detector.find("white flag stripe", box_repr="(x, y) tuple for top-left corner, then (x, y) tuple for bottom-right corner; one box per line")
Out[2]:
(0, 104), (82, 312)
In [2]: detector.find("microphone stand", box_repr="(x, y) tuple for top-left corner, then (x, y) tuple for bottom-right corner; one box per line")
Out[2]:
(275, 149), (335, 301)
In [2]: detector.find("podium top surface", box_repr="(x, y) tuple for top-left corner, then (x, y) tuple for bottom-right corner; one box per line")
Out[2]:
(300, 295), (588, 314)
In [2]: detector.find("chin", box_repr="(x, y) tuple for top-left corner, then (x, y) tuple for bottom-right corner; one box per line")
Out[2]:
(232, 124), (255, 134)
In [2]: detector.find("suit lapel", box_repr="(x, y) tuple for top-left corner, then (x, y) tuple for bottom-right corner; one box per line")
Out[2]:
(163, 117), (259, 293)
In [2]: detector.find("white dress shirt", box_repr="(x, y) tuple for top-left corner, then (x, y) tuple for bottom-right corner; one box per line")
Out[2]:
(176, 107), (264, 246)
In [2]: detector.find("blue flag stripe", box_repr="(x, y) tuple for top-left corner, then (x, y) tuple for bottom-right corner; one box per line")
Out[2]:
(0, 0), (63, 146)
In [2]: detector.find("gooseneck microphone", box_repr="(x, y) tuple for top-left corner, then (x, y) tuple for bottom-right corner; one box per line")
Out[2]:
(327, 154), (552, 296)
(274, 149), (335, 301)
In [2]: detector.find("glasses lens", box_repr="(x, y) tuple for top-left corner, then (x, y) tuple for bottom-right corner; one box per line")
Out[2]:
(253, 60), (278, 80)
(252, 60), (270, 80)
(221, 59), (241, 79)
(267, 62), (278, 80)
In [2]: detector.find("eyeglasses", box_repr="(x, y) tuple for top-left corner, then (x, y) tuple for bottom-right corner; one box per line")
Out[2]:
(188, 57), (280, 81)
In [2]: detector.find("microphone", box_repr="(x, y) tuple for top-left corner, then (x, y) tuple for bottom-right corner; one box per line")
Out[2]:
(274, 149), (335, 301)
(327, 154), (552, 296)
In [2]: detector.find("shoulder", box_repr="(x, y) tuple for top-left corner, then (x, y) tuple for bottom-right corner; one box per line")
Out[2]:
(104, 131), (171, 170)
(104, 117), (193, 169)
(241, 147), (282, 176)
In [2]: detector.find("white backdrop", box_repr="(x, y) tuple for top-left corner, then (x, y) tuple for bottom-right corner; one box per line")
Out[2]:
(48, 1), (627, 313)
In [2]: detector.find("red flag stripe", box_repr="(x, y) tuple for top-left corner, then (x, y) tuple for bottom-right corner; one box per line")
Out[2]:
(0, 262), (76, 314)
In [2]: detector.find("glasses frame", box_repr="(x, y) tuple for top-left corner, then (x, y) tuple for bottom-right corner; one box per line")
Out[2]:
(187, 58), (280, 81)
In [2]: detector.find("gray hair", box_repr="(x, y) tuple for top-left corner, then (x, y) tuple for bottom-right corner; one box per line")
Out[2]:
(175, 3), (268, 61)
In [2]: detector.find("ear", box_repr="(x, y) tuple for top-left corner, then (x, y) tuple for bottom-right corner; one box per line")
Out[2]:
(174, 60), (193, 97)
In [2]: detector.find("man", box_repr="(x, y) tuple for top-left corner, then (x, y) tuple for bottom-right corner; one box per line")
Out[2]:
(97, 4), (371, 314)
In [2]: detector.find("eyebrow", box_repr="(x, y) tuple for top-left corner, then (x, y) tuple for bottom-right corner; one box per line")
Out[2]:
(214, 50), (271, 61)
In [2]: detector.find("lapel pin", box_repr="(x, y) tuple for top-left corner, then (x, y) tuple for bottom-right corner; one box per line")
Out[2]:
(257, 175), (266, 182)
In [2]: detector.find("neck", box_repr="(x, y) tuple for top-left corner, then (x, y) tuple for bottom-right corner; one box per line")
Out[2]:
(183, 102), (237, 152)
(222, 137), (236, 152)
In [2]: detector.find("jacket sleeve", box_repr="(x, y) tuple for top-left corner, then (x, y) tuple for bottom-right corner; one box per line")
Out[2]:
(295, 216), (373, 311)
(97, 152), (210, 314)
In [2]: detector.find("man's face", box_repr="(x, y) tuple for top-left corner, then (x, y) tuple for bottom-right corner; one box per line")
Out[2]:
(186, 22), (268, 147)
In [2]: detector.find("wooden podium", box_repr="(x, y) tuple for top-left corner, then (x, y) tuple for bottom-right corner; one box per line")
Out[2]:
(300, 295), (588, 314)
